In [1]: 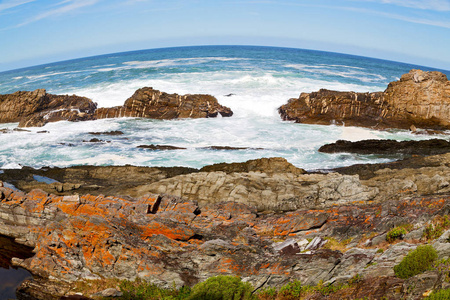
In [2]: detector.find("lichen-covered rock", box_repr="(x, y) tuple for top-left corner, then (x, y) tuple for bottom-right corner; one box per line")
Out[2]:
(0, 182), (448, 299)
(94, 87), (233, 120)
(279, 70), (450, 130)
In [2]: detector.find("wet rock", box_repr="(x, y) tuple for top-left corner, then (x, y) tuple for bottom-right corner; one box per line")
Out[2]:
(82, 138), (110, 143)
(137, 144), (187, 150)
(279, 70), (450, 130)
(319, 139), (450, 156)
(88, 131), (124, 135)
(201, 146), (263, 150)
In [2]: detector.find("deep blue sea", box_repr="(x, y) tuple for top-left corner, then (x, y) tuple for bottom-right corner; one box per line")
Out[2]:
(1, 45), (449, 171)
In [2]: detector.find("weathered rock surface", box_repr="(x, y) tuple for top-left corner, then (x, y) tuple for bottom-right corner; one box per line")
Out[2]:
(145, 169), (378, 212)
(0, 89), (97, 127)
(279, 69), (450, 130)
(94, 87), (233, 120)
(319, 138), (450, 156)
(0, 184), (449, 299)
(0, 87), (233, 127)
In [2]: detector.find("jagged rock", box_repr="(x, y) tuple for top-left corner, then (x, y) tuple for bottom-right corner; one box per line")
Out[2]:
(319, 139), (450, 156)
(279, 70), (450, 130)
(94, 87), (233, 120)
(0, 89), (97, 127)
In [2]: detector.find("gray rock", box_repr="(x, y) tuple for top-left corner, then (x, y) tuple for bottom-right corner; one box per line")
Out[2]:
(305, 237), (327, 251)
(404, 227), (424, 240)
(93, 288), (123, 297)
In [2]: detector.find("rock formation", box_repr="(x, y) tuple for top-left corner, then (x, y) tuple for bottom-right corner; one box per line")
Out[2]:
(279, 69), (450, 130)
(0, 87), (233, 127)
(0, 89), (97, 127)
(95, 87), (233, 120)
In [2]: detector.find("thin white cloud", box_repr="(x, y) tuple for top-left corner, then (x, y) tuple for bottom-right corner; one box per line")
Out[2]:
(0, 0), (35, 12)
(16, 0), (100, 27)
(361, 0), (450, 11)
(341, 6), (450, 28)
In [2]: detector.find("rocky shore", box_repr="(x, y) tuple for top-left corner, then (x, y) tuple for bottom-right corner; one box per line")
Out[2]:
(1, 70), (450, 299)
(0, 87), (233, 127)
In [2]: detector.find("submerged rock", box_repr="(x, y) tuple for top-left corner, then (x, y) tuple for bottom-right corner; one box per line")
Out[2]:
(279, 70), (450, 130)
(137, 144), (187, 150)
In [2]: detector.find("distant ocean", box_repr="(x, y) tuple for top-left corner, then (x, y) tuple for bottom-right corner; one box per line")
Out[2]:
(1, 45), (449, 171)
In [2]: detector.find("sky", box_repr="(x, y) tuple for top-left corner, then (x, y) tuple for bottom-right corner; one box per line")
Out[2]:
(0, 0), (450, 72)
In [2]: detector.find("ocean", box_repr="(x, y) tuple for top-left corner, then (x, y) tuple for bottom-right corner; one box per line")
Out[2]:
(1, 45), (449, 171)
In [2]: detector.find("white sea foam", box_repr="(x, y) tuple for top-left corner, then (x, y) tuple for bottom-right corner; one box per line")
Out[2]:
(25, 70), (85, 80)
(284, 64), (387, 83)
(340, 126), (381, 141)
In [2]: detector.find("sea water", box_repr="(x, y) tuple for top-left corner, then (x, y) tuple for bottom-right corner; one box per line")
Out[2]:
(0, 45), (449, 171)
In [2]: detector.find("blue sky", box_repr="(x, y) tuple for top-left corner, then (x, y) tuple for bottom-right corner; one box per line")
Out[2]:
(0, 0), (450, 71)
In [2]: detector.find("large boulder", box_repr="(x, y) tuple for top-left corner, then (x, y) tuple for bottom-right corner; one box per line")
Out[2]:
(94, 87), (233, 120)
(279, 70), (450, 130)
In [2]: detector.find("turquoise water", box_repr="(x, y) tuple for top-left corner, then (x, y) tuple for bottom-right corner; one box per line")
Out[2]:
(0, 45), (449, 170)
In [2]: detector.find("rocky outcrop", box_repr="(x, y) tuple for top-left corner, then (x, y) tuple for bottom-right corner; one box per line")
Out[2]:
(279, 69), (450, 130)
(94, 87), (233, 120)
(0, 89), (97, 127)
(1, 183), (449, 299)
(319, 138), (450, 156)
(0, 87), (233, 127)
